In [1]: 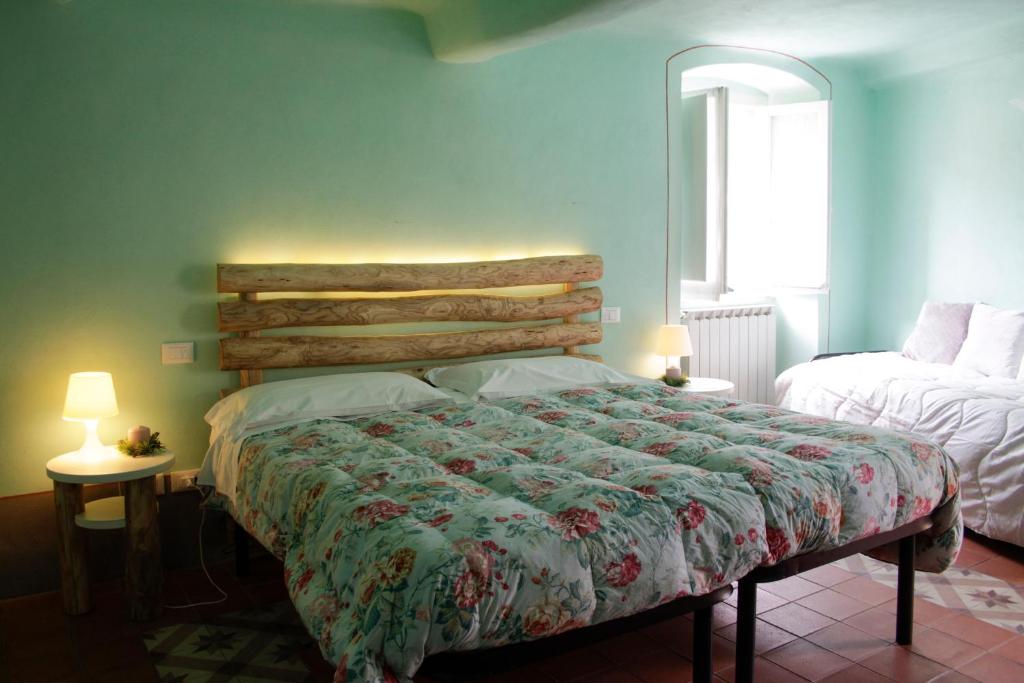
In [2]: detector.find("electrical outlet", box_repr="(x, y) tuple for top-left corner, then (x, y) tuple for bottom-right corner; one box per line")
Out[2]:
(161, 341), (195, 365)
(601, 307), (621, 324)
(166, 469), (200, 493)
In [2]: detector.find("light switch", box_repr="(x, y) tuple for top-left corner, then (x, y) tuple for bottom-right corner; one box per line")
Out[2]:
(161, 342), (195, 365)
(601, 307), (621, 324)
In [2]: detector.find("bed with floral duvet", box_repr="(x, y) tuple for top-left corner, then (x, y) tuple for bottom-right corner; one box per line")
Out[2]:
(225, 382), (961, 683)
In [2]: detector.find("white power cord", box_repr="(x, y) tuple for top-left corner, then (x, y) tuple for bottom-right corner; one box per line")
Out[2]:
(164, 487), (229, 609)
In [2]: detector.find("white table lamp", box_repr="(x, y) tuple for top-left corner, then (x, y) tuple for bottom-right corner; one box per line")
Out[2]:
(655, 325), (693, 380)
(63, 372), (119, 458)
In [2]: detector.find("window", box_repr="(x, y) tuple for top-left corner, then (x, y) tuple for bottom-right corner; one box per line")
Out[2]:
(678, 64), (830, 301)
(728, 100), (829, 291)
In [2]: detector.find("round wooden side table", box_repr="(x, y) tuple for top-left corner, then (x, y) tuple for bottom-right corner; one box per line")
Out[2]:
(45, 448), (175, 620)
(679, 377), (736, 397)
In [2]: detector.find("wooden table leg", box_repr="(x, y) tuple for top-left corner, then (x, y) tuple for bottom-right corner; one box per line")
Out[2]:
(125, 476), (162, 621)
(54, 481), (90, 615)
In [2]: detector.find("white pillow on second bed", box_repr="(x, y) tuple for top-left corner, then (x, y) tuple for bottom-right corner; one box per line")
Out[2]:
(901, 301), (974, 364)
(953, 303), (1024, 379)
(425, 356), (653, 400)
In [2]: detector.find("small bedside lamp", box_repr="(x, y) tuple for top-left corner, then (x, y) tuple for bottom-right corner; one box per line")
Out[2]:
(655, 325), (693, 380)
(63, 372), (119, 458)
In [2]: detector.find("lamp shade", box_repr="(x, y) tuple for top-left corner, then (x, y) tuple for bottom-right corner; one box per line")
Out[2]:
(655, 325), (693, 358)
(62, 372), (119, 421)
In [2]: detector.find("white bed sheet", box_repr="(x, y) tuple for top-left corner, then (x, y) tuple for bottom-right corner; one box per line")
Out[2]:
(777, 352), (1024, 546)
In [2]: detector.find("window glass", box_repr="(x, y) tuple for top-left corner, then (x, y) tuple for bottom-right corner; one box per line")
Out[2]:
(677, 63), (830, 301)
(727, 101), (829, 291)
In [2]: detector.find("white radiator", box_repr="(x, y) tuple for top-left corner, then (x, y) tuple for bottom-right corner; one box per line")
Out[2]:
(682, 304), (776, 403)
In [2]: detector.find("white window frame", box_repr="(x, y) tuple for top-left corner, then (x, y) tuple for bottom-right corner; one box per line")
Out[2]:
(680, 86), (728, 301)
(676, 76), (832, 304)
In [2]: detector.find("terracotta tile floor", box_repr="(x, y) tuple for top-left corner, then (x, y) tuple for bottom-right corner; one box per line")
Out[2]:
(2, 532), (1023, 682)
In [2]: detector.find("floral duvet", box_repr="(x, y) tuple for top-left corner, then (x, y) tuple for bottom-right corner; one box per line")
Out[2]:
(228, 383), (962, 683)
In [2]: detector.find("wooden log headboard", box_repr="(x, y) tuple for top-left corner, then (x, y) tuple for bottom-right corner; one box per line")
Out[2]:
(217, 255), (604, 389)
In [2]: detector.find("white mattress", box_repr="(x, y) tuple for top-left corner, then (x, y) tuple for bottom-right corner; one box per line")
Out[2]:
(777, 352), (1024, 546)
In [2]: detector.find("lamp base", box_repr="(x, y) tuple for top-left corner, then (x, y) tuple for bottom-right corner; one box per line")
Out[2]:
(75, 420), (115, 461)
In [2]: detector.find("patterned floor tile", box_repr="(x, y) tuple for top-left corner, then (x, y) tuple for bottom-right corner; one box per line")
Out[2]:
(142, 602), (315, 682)
(833, 555), (1024, 635)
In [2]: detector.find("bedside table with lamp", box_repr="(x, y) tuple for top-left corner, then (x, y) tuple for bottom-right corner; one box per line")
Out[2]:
(656, 324), (736, 397)
(46, 371), (174, 620)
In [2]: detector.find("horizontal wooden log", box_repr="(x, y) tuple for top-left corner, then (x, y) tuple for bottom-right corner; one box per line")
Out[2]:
(237, 292), (263, 388)
(218, 287), (603, 332)
(217, 255), (603, 293)
(562, 282), (581, 355)
(220, 322), (603, 370)
(217, 352), (605, 396)
(392, 352), (606, 378)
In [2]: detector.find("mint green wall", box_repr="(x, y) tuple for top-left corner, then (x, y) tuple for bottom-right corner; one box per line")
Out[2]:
(777, 59), (871, 369)
(864, 50), (1024, 349)
(0, 0), (870, 496)
(820, 60), (871, 356)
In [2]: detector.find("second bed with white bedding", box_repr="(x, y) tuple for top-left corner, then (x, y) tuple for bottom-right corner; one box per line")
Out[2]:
(777, 351), (1024, 545)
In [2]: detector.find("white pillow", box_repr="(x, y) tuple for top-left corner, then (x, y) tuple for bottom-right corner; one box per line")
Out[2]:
(424, 356), (653, 400)
(200, 372), (454, 502)
(953, 304), (1024, 378)
(902, 302), (974, 364)
(205, 371), (454, 437)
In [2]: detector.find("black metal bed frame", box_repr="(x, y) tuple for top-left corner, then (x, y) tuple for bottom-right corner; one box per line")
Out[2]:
(421, 585), (730, 682)
(732, 516), (932, 682)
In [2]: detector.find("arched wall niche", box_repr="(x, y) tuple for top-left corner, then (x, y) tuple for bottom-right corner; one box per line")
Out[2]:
(663, 46), (833, 374)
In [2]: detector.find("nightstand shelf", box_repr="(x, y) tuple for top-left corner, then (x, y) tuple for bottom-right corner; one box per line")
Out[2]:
(76, 495), (127, 530)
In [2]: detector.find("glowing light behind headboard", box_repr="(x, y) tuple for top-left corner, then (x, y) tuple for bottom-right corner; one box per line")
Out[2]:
(225, 245), (585, 266)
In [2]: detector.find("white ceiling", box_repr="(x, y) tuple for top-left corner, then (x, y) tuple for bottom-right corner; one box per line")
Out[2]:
(600, 0), (1024, 59)
(313, 0), (1024, 71)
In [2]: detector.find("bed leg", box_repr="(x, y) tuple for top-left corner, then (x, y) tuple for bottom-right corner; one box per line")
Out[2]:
(234, 521), (251, 577)
(734, 579), (757, 683)
(896, 534), (915, 645)
(692, 604), (713, 683)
